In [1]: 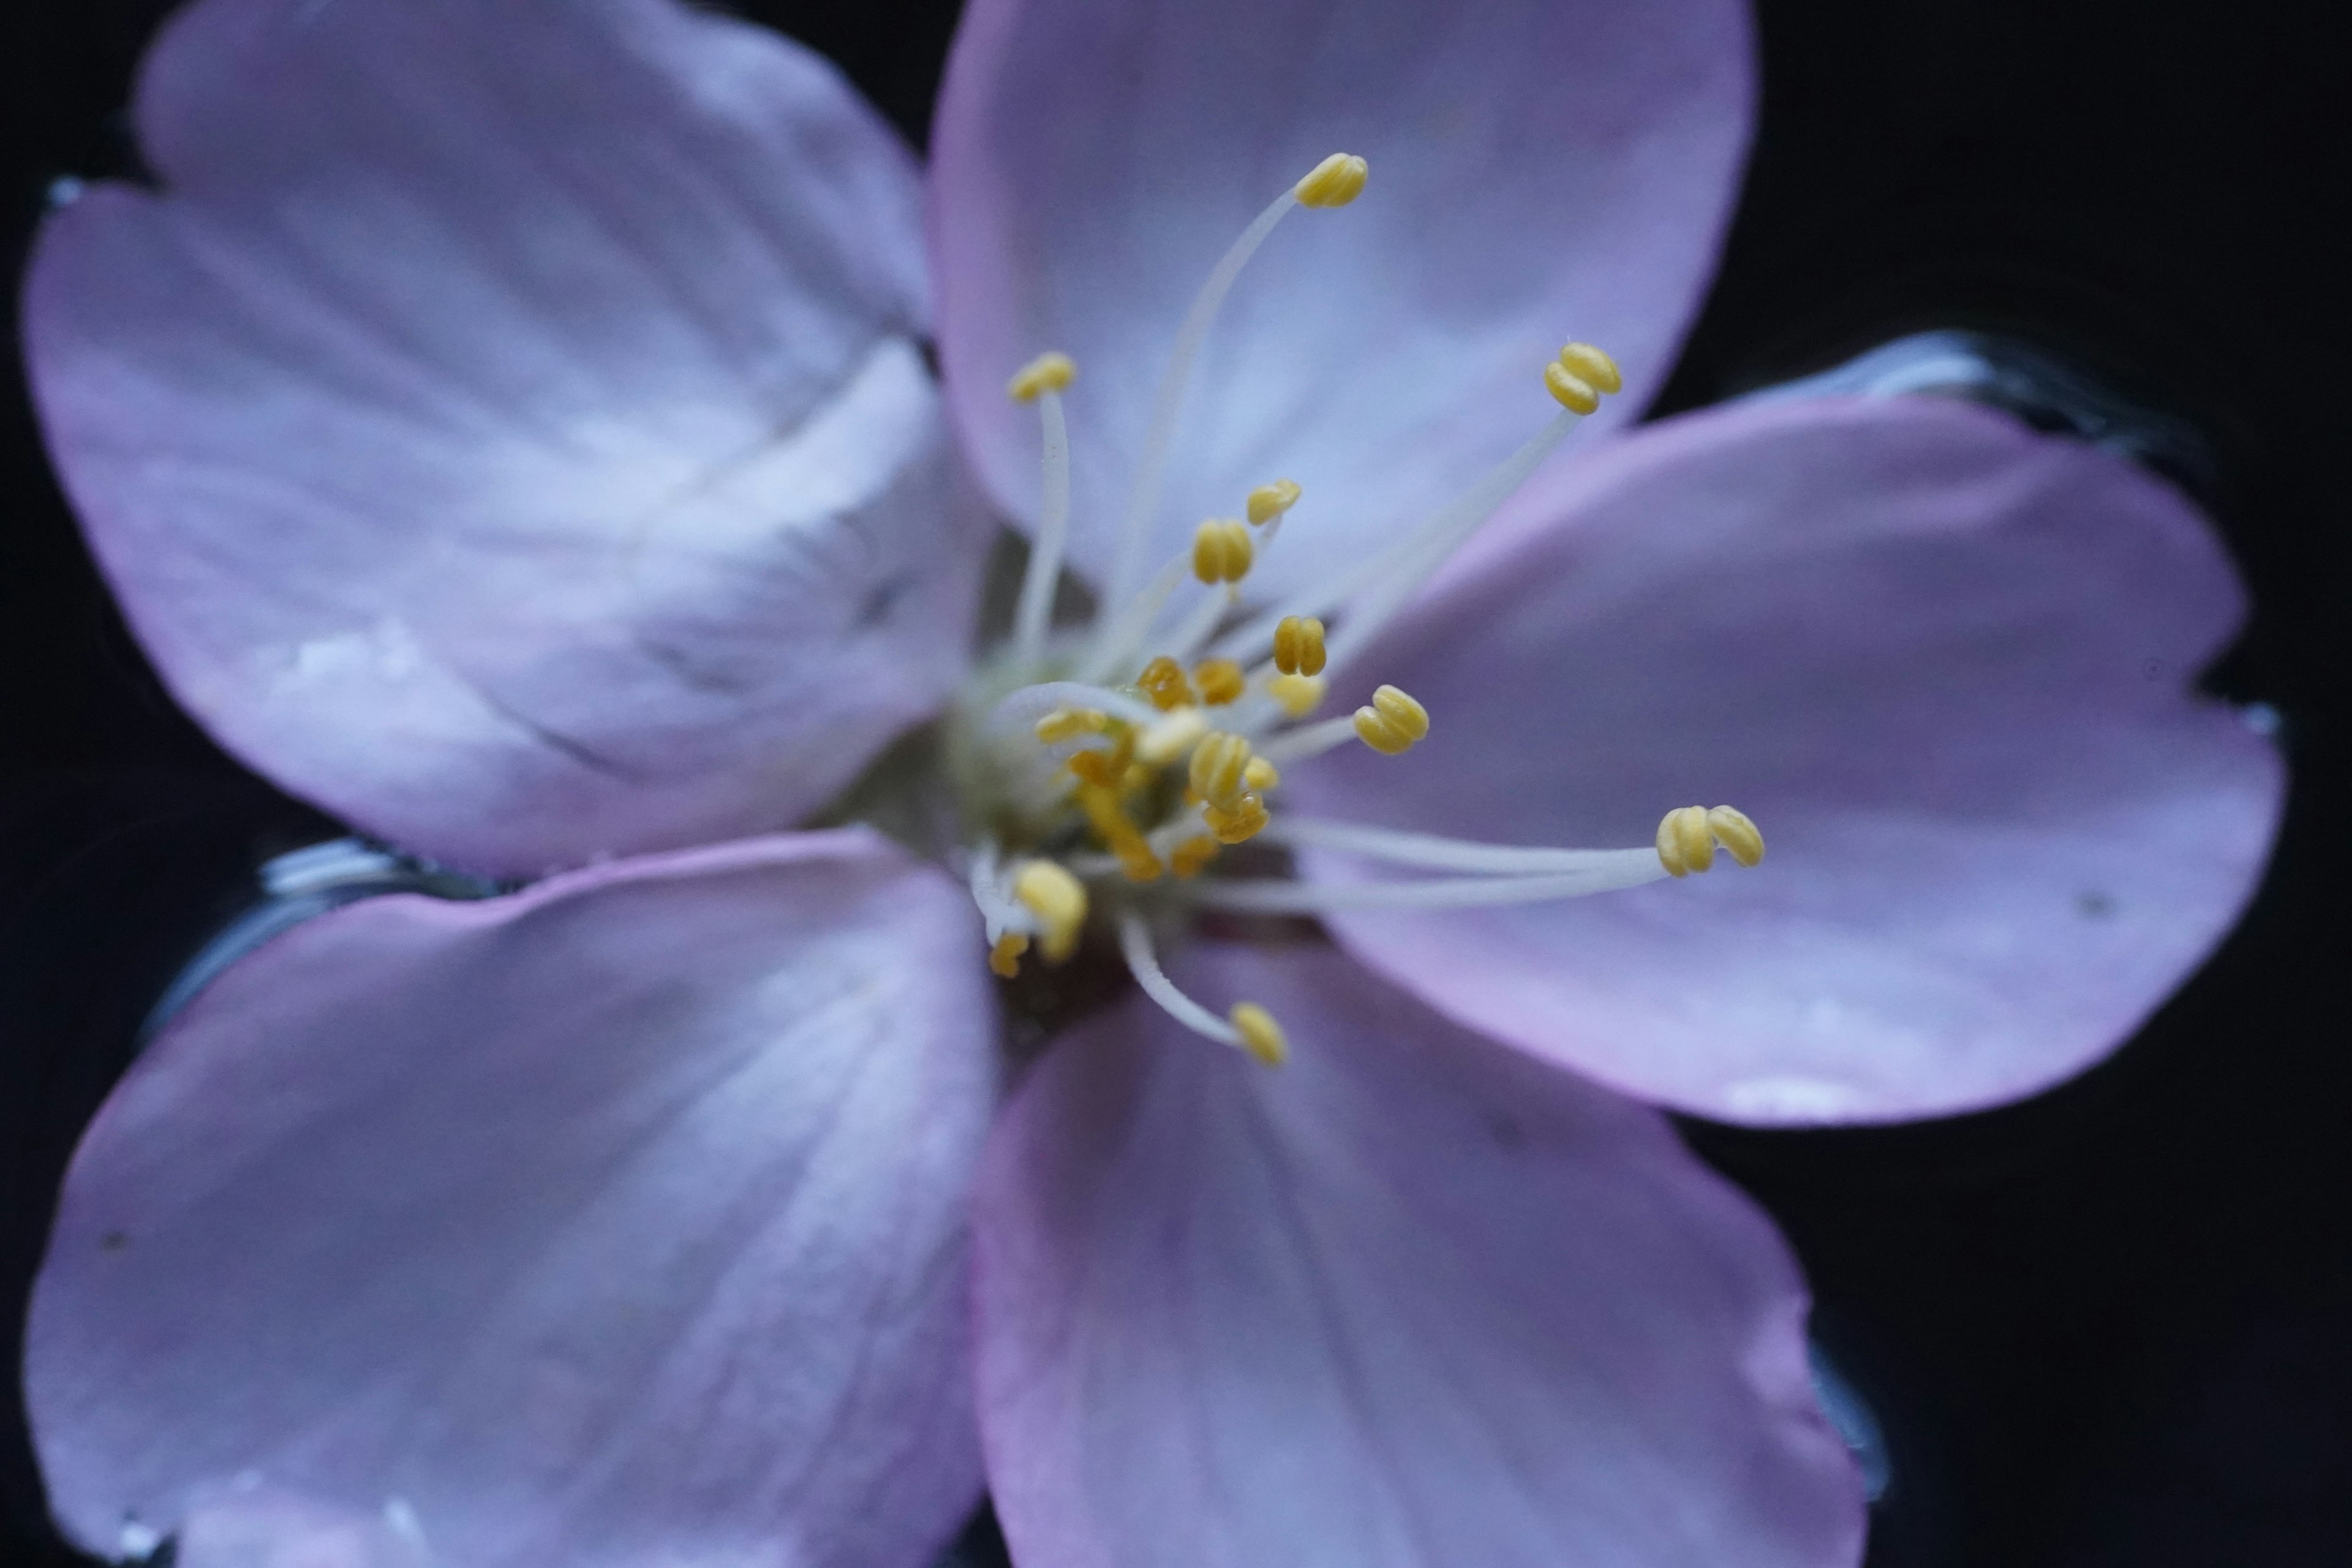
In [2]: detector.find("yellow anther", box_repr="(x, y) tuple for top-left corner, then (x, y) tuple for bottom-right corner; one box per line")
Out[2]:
(1272, 614), (1327, 677)
(1006, 351), (1076, 402)
(1265, 672), (1327, 717)
(1707, 805), (1765, 867)
(1655, 805), (1766, 877)
(1137, 654), (1197, 711)
(1192, 519), (1254, 584)
(1136, 706), (1210, 765)
(1066, 728), (1135, 788)
(1544, 359), (1600, 415)
(1556, 341), (1623, 395)
(1034, 706), (1109, 745)
(1242, 756), (1280, 793)
(1075, 784), (1163, 882)
(1654, 806), (1716, 878)
(1203, 793), (1270, 845)
(1246, 478), (1302, 524)
(1295, 153), (1369, 208)
(1170, 835), (1221, 878)
(1188, 731), (1255, 810)
(1012, 860), (1088, 962)
(988, 932), (1030, 979)
(1119, 762), (1155, 796)
(1229, 1002), (1289, 1067)
(1193, 658), (1246, 706)
(1352, 684), (1431, 755)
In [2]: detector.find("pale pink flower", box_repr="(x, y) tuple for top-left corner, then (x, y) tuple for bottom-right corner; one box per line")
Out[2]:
(20, 0), (2277, 1564)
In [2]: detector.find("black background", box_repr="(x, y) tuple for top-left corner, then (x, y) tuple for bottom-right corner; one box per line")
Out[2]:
(4, 1), (2348, 1564)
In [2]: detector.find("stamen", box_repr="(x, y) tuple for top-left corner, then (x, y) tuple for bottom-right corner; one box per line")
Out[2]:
(1351, 685), (1431, 755)
(1138, 655), (1197, 711)
(1316, 396), (1591, 677)
(1265, 673), (1327, 718)
(1187, 731), (1256, 809)
(1006, 352), (1076, 402)
(1104, 156), (1366, 606)
(1242, 756), (1280, 793)
(1094, 492), (1291, 683)
(1246, 478), (1302, 524)
(989, 932), (1030, 978)
(1192, 519), (1254, 584)
(1261, 816), (1645, 873)
(1118, 912), (1286, 1066)
(1008, 352), (1078, 663)
(1013, 859), (1088, 961)
(1193, 658), (1246, 704)
(1656, 804), (1766, 877)
(1076, 785), (1164, 881)
(1185, 854), (1670, 912)
(1273, 615), (1327, 676)
(1214, 348), (1619, 676)
(1294, 153), (1370, 208)
(1544, 345), (1621, 415)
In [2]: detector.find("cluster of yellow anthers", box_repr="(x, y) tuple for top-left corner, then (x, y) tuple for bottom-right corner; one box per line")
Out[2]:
(972, 148), (1762, 1071)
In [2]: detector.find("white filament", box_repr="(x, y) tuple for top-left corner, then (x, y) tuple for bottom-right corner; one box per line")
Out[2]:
(1261, 816), (1653, 874)
(1080, 552), (1191, 683)
(1257, 713), (1365, 766)
(1119, 911), (1245, 1047)
(965, 840), (1035, 941)
(1103, 188), (1302, 608)
(1320, 408), (1581, 676)
(1161, 584), (1238, 668)
(1010, 389), (1072, 662)
(1210, 407), (1583, 671)
(1185, 854), (1668, 912)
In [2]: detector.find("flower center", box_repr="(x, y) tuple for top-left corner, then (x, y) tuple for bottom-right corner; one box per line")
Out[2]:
(946, 153), (1763, 1063)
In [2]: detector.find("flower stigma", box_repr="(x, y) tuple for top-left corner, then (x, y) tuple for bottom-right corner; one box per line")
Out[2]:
(948, 152), (1763, 1064)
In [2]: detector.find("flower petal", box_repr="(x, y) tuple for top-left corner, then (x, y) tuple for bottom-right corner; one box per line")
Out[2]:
(1291, 396), (2285, 1124)
(28, 830), (995, 1568)
(973, 940), (1863, 1568)
(26, 0), (984, 877)
(930, 0), (1752, 600)
(176, 1487), (431, 1568)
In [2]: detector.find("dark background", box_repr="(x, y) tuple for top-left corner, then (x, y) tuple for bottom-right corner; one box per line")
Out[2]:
(4, 1), (2348, 1564)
